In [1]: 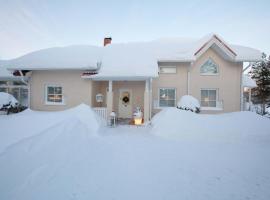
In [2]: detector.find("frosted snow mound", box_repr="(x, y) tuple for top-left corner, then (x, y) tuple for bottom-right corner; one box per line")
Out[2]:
(0, 92), (18, 108)
(0, 104), (104, 153)
(151, 108), (270, 140)
(177, 95), (200, 113)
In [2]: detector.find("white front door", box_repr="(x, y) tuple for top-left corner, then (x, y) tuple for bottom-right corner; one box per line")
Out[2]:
(118, 89), (132, 118)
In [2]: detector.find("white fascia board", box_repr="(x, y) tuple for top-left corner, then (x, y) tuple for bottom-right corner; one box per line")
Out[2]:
(7, 66), (97, 71)
(82, 75), (156, 81)
(195, 38), (236, 61)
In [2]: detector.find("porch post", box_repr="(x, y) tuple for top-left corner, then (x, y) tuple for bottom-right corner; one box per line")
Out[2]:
(144, 79), (150, 123)
(107, 80), (113, 117)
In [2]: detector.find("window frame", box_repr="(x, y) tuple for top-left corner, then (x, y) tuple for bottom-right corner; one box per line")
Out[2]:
(158, 87), (176, 108)
(200, 58), (219, 76)
(200, 88), (222, 110)
(159, 66), (177, 74)
(45, 84), (65, 105)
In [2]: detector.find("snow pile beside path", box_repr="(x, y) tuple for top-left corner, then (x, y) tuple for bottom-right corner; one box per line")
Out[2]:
(177, 95), (200, 112)
(0, 104), (104, 153)
(151, 108), (270, 141)
(0, 92), (18, 108)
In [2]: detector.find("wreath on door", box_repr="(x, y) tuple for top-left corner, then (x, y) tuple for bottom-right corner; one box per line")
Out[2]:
(122, 96), (130, 104)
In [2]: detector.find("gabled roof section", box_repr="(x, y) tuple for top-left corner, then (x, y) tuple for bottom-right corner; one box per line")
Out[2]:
(193, 34), (237, 61)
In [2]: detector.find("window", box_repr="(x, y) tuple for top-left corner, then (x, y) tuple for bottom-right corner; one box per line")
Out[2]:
(200, 59), (218, 75)
(159, 66), (176, 74)
(45, 85), (63, 105)
(159, 88), (176, 107)
(201, 89), (217, 107)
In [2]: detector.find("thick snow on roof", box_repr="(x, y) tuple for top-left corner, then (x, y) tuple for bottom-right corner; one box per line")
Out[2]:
(3, 45), (101, 70)
(242, 74), (257, 88)
(232, 45), (262, 62)
(2, 34), (262, 78)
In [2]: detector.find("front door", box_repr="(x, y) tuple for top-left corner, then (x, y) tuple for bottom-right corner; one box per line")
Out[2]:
(118, 89), (132, 118)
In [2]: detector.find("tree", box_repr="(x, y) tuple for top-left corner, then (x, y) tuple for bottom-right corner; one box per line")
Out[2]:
(249, 53), (270, 115)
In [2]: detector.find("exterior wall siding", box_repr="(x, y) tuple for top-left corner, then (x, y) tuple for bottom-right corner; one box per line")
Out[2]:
(30, 70), (92, 111)
(152, 47), (242, 114)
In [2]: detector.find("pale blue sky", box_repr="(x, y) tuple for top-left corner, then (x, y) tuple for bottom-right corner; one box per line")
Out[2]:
(0, 0), (269, 59)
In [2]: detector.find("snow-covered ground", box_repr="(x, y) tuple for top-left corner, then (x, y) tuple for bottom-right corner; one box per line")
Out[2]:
(0, 105), (270, 200)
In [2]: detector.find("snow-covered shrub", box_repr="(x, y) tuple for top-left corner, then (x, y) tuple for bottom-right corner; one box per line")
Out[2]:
(177, 95), (200, 113)
(0, 92), (27, 114)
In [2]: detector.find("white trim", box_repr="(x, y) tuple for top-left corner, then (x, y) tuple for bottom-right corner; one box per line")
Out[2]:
(158, 87), (176, 108)
(195, 36), (236, 61)
(159, 66), (177, 74)
(44, 84), (65, 106)
(201, 107), (223, 111)
(200, 88), (222, 110)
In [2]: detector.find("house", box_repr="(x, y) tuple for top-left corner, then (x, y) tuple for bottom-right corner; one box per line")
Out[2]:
(0, 65), (29, 107)
(2, 34), (261, 122)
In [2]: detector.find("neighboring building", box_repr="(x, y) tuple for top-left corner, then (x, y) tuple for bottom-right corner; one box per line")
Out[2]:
(3, 34), (261, 122)
(0, 65), (29, 107)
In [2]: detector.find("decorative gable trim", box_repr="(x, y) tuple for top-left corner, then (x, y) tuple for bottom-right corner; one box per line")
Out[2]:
(194, 34), (237, 61)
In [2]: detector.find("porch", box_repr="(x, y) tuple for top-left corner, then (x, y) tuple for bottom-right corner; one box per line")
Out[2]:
(91, 79), (152, 125)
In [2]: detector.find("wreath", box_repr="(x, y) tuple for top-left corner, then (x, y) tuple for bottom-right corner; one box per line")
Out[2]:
(122, 96), (130, 103)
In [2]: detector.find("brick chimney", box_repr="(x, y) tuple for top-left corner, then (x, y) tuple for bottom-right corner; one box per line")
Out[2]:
(104, 37), (112, 46)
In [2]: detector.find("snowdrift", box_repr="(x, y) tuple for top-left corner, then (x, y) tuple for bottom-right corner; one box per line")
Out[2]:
(0, 104), (104, 153)
(151, 108), (270, 141)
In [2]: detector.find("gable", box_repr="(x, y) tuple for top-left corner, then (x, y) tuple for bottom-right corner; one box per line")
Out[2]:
(194, 34), (237, 61)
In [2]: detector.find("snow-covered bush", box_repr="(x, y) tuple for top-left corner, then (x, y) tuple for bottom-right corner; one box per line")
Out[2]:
(0, 92), (27, 114)
(177, 95), (200, 113)
(0, 92), (18, 109)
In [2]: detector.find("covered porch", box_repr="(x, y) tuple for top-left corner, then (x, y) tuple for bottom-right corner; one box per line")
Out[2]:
(91, 78), (152, 125)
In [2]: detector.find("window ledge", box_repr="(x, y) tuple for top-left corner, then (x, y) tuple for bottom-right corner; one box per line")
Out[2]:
(201, 107), (223, 111)
(200, 73), (219, 76)
(45, 102), (66, 106)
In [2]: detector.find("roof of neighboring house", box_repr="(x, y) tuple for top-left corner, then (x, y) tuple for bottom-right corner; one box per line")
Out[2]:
(242, 74), (257, 88)
(1, 34), (262, 78)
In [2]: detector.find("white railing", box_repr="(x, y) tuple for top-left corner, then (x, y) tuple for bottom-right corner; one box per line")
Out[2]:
(93, 107), (107, 120)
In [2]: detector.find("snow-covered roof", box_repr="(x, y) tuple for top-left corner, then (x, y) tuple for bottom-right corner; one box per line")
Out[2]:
(242, 74), (257, 88)
(0, 64), (21, 81)
(1, 34), (262, 78)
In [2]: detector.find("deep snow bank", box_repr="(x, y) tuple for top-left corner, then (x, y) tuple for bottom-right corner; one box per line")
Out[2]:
(151, 108), (270, 141)
(0, 104), (104, 153)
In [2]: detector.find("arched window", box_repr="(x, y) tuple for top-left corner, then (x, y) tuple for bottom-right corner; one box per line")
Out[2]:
(200, 59), (219, 75)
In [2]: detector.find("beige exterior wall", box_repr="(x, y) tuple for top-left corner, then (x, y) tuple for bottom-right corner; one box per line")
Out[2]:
(152, 62), (189, 114)
(152, 47), (243, 114)
(30, 70), (92, 111)
(190, 48), (242, 113)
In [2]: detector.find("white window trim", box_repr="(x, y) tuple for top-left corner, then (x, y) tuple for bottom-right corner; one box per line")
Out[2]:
(45, 84), (65, 105)
(200, 88), (223, 111)
(159, 66), (177, 74)
(200, 58), (219, 76)
(158, 87), (176, 109)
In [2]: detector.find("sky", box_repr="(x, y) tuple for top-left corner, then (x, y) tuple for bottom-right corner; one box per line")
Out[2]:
(0, 0), (270, 59)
